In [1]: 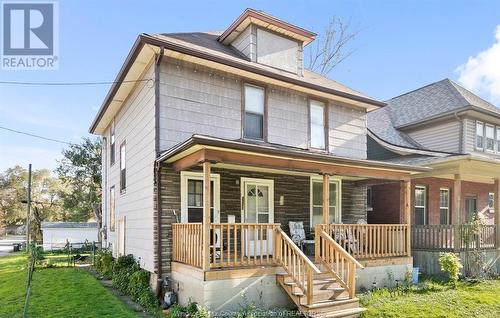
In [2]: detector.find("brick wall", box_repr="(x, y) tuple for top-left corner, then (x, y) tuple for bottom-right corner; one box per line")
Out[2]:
(370, 177), (495, 226)
(154, 164), (367, 277)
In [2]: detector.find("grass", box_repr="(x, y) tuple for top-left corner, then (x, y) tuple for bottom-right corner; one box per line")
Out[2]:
(0, 253), (140, 318)
(360, 278), (500, 318)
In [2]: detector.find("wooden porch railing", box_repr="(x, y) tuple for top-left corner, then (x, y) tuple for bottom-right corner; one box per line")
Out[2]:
(172, 223), (203, 268)
(274, 227), (321, 305)
(412, 225), (498, 251)
(315, 227), (364, 298)
(209, 223), (280, 269)
(317, 224), (410, 259)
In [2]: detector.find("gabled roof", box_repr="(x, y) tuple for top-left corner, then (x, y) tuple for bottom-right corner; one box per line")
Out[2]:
(386, 78), (500, 128)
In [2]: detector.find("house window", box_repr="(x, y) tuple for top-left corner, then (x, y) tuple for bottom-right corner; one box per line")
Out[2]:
(310, 177), (341, 227)
(180, 171), (220, 224)
(486, 124), (495, 151)
(243, 84), (265, 140)
(415, 186), (427, 225)
(489, 193), (494, 211)
(110, 121), (116, 165)
(120, 142), (126, 192)
(497, 127), (500, 153)
(367, 187), (373, 211)
(439, 188), (450, 225)
(310, 100), (326, 149)
(109, 186), (115, 231)
(476, 121), (484, 150)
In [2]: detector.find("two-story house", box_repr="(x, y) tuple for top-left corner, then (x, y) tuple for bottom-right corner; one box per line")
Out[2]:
(367, 79), (500, 275)
(90, 9), (428, 316)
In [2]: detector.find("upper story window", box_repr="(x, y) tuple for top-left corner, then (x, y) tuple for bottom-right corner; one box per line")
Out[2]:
(110, 121), (116, 165)
(486, 124), (495, 152)
(439, 188), (450, 225)
(120, 142), (126, 192)
(475, 121), (484, 150)
(109, 186), (115, 232)
(310, 100), (326, 149)
(243, 84), (265, 140)
(415, 186), (427, 225)
(497, 127), (500, 153)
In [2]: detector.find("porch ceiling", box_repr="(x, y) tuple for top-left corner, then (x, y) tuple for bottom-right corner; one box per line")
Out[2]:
(157, 135), (430, 181)
(412, 155), (500, 183)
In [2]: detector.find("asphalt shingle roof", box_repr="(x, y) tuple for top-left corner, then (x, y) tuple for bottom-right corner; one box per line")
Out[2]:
(385, 79), (500, 128)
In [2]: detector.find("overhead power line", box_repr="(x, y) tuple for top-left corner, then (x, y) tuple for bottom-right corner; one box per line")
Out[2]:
(0, 78), (154, 86)
(0, 126), (72, 145)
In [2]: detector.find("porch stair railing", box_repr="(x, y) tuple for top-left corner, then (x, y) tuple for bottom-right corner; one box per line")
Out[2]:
(315, 227), (364, 299)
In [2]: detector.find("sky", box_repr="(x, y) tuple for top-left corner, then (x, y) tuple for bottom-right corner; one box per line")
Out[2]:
(1, 0), (499, 172)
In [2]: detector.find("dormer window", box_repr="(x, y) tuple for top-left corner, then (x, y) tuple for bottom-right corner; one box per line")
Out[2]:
(243, 84), (265, 140)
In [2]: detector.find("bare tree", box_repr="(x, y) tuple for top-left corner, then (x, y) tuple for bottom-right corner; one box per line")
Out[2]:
(307, 17), (359, 76)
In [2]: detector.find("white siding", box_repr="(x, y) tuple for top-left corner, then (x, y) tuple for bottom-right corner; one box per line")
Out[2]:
(256, 28), (300, 74)
(230, 25), (256, 61)
(158, 59), (242, 151)
(159, 58), (367, 159)
(329, 104), (367, 159)
(102, 62), (156, 272)
(407, 120), (461, 153)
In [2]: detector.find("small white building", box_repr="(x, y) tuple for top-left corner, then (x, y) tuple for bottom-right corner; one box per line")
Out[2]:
(41, 222), (98, 251)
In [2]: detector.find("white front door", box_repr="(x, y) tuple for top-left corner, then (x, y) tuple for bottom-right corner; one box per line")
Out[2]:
(241, 178), (274, 256)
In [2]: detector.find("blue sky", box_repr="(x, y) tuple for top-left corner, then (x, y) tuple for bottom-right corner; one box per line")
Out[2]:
(1, 0), (499, 172)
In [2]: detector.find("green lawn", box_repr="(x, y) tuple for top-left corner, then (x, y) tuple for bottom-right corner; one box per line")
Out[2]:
(0, 254), (140, 318)
(360, 279), (500, 318)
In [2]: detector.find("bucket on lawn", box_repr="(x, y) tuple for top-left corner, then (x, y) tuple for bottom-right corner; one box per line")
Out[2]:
(412, 267), (419, 284)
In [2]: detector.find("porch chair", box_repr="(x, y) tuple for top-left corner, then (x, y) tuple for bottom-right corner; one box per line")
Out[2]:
(288, 221), (314, 252)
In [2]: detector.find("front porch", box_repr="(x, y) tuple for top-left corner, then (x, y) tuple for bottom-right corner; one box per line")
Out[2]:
(156, 135), (426, 315)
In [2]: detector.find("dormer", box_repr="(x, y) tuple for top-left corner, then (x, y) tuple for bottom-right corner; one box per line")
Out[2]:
(218, 9), (316, 76)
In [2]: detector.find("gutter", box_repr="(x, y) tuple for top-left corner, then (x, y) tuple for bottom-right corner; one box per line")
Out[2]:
(453, 111), (464, 153)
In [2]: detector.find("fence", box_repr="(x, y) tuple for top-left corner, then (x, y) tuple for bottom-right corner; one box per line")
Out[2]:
(33, 241), (101, 267)
(412, 225), (498, 251)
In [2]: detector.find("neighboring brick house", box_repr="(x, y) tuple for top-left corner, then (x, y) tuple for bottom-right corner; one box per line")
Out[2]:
(89, 8), (432, 316)
(367, 79), (500, 274)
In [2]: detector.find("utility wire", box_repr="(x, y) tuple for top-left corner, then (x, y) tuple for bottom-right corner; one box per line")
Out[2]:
(0, 78), (154, 86)
(0, 126), (72, 145)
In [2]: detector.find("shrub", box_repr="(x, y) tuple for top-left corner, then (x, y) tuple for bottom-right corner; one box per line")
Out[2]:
(439, 252), (463, 285)
(94, 249), (114, 278)
(127, 269), (158, 312)
(168, 300), (211, 318)
(112, 255), (139, 292)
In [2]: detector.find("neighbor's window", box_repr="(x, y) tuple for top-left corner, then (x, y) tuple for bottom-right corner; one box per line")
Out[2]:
(367, 187), (373, 211)
(310, 100), (326, 149)
(489, 193), (494, 211)
(311, 178), (340, 227)
(120, 142), (126, 192)
(439, 188), (450, 225)
(110, 121), (116, 165)
(243, 84), (265, 140)
(476, 121), (484, 150)
(486, 124), (495, 151)
(415, 186), (427, 225)
(109, 186), (115, 232)
(497, 127), (500, 153)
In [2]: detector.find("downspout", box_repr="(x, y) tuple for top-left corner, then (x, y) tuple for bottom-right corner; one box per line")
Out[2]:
(154, 47), (165, 296)
(454, 111), (464, 153)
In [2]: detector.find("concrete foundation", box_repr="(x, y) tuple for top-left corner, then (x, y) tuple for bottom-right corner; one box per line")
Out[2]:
(356, 261), (413, 291)
(413, 249), (500, 276)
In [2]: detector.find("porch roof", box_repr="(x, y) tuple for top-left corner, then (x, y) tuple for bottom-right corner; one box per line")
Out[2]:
(156, 135), (431, 180)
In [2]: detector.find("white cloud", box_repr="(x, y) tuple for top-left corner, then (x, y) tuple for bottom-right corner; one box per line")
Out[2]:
(456, 25), (500, 105)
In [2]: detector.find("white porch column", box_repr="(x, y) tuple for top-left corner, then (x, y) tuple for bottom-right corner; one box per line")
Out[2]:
(322, 174), (330, 224)
(202, 161), (211, 271)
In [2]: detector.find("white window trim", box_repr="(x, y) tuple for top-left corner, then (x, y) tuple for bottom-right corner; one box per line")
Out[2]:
(488, 192), (495, 212)
(240, 177), (274, 224)
(243, 83), (265, 141)
(180, 171), (220, 224)
(485, 124), (495, 152)
(415, 185), (427, 225)
(309, 100), (326, 150)
(309, 176), (342, 227)
(496, 127), (500, 154)
(439, 188), (450, 225)
(475, 120), (485, 151)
